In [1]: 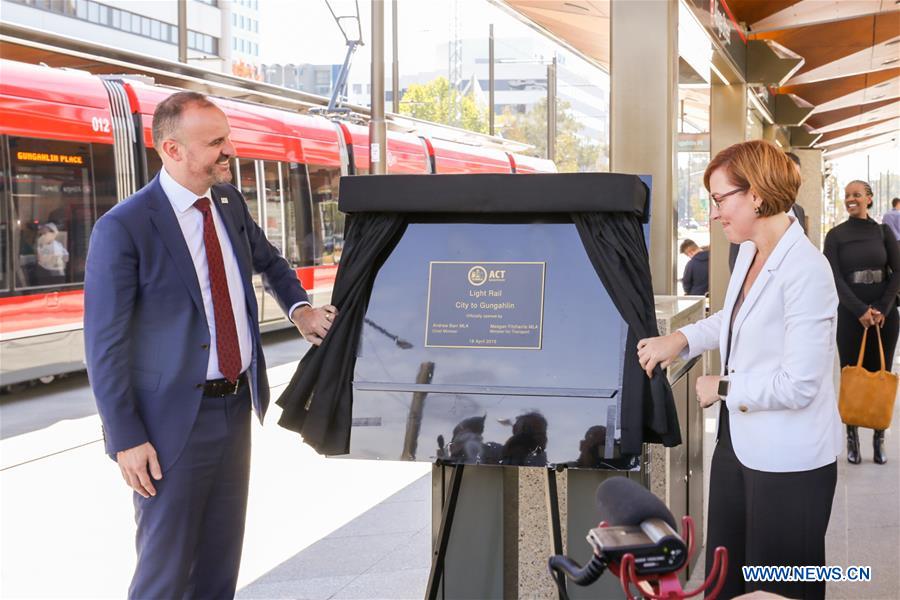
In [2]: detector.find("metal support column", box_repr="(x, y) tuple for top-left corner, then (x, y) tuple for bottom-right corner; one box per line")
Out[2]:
(610, 0), (678, 294)
(489, 24), (495, 136)
(177, 0), (187, 64)
(370, 0), (387, 174)
(547, 56), (557, 163)
(392, 0), (399, 114)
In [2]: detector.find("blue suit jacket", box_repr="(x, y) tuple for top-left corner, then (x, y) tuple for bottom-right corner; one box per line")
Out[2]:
(84, 175), (307, 470)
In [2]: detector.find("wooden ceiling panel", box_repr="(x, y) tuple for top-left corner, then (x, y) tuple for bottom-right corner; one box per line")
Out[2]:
(780, 68), (900, 106)
(500, 0), (609, 67)
(820, 131), (895, 154)
(818, 117), (897, 144)
(781, 70), (894, 106)
(727, 0), (804, 28)
(751, 14), (898, 75)
(806, 97), (900, 130)
(875, 9), (900, 41)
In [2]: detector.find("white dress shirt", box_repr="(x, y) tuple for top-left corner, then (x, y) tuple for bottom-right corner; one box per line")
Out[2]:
(160, 168), (253, 380)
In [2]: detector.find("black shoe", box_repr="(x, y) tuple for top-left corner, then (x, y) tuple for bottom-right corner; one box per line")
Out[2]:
(847, 426), (861, 464)
(874, 430), (887, 465)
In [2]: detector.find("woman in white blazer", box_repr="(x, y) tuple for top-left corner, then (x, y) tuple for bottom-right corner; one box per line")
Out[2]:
(638, 140), (841, 600)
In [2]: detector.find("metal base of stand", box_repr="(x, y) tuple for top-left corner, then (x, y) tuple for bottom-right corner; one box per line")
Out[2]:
(546, 468), (567, 599)
(426, 464), (465, 600)
(427, 465), (568, 600)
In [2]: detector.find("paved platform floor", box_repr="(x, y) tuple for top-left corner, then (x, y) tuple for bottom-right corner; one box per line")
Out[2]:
(2, 332), (895, 599)
(240, 375), (900, 600)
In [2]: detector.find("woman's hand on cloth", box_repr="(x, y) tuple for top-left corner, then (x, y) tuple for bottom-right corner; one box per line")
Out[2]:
(637, 332), (688, 378)
(696, 375), (721, 408)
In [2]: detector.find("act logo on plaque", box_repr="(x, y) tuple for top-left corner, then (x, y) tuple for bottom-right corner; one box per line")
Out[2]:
(425, 261), (546, 350)
(467, 266), (487, 286)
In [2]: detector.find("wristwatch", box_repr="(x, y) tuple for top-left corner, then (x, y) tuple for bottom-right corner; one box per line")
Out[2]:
(717, 377), (730, 400)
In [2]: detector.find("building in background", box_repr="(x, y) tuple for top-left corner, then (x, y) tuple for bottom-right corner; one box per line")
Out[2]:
(261, 63), (341, 97)
(227, 0), (261, 79)
(0, 0), (261, 79)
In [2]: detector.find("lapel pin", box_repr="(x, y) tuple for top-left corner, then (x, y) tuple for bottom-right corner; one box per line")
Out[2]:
(221, 198), (229, 204)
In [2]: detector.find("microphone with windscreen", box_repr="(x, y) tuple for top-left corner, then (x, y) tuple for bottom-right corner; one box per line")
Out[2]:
(589, 477), (686, 575)
(547, 476), (728, 600)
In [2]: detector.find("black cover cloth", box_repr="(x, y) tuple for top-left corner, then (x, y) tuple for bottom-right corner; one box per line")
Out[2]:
(338, 173), (650, 219)
(572, 212), (681, 454)
(276, 213), (407, 454)
(277, 173), (679, 457)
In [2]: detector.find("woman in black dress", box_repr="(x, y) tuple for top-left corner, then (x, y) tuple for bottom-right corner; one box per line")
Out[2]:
(824, 180), (900, 465)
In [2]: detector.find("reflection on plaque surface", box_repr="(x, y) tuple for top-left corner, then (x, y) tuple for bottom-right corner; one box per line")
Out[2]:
(425, 261), (545, 349)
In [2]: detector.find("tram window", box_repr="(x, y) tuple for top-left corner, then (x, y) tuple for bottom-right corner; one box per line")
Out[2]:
(0, 145), (9, 291)
(91, 144), (118, 218)
(9, 137), (95, 289)
(307, 164), (344, 265)
(261, 161), (284, 254)
(283, 162), (314, 267)
(237, 158), (260, 223)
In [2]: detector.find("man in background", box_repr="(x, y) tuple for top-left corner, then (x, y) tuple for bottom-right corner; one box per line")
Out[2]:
(784, 152), (808, 235)
(883, 197), (900, 241)
(680, 239), (709, 296)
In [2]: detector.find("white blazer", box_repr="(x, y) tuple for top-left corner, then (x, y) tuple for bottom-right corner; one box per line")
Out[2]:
(679, 219), (842, 472)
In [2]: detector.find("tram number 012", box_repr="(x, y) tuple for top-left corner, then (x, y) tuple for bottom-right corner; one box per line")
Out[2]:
(91, 117), (111, 133)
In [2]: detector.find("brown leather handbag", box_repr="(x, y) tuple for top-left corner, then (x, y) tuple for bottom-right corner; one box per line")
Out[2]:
(839, 326), (898, 430)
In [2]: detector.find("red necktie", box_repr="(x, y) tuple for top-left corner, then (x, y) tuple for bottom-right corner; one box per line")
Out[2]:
(194, 198), (241, 383)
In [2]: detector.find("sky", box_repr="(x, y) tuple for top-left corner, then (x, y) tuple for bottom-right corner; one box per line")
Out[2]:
(259, 0), (492, 79)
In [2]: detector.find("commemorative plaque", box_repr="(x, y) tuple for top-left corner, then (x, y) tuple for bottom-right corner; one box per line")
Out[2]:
(425, 261), (545, 350)
(284, 172), (679, 471)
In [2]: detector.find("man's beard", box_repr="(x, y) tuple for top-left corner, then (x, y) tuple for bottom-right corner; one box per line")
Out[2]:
(207, 156), (232, 185)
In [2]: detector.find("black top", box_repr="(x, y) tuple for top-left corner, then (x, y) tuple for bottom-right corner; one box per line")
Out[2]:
(683, 250), (709, 295)
(823, 216), (900, 317)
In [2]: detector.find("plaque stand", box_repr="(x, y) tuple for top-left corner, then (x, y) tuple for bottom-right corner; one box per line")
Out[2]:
(427, 465), (568, 600)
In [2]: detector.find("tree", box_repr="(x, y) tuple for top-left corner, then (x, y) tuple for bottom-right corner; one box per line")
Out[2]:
(398, 77), (488, 133)
(498, 98), (605, 173)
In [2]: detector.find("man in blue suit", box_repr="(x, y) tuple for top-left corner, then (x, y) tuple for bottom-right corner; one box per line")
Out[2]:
(84, 91), (337, 599)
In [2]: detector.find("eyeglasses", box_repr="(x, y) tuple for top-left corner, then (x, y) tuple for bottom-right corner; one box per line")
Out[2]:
(710, 187), (746, 209)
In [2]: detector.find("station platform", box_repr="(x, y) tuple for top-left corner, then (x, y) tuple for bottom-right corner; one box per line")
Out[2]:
(235, 365), (900, 599)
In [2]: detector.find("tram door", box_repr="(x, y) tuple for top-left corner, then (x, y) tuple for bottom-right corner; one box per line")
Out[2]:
(234, 158), (268, 324)
(259, 160), (285, 323)
(306, 164), (344, 266)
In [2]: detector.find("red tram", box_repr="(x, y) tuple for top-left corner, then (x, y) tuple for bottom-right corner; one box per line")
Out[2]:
(0, 59), (555, 387)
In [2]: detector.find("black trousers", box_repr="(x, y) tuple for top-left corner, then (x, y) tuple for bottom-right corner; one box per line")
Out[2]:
(705, 405), (837, 599)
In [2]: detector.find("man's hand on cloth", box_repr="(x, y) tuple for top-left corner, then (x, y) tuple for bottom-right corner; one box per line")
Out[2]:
(292, 304), (339, 346)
